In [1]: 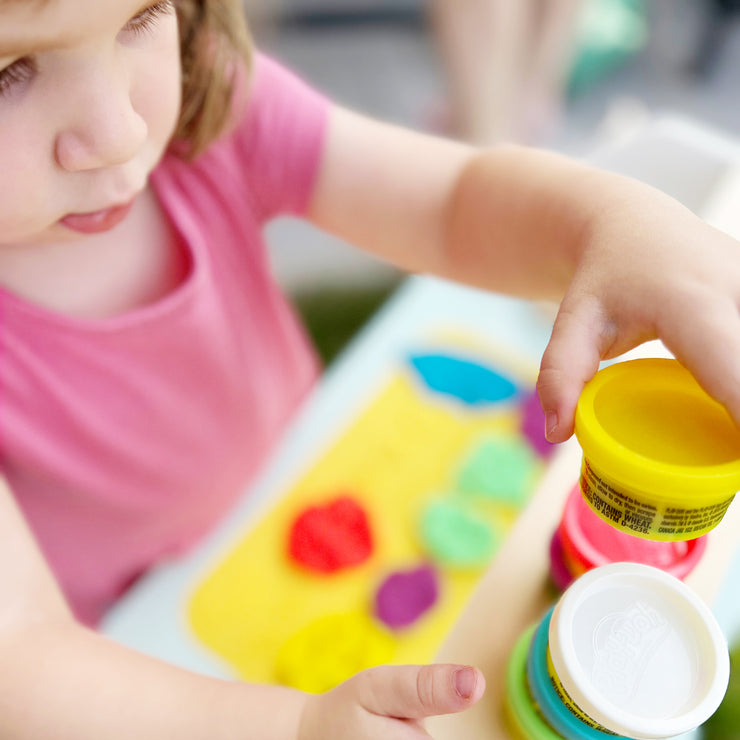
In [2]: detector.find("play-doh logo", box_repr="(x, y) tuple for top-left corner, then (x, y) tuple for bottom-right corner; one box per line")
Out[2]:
(591, 601), (672, 702)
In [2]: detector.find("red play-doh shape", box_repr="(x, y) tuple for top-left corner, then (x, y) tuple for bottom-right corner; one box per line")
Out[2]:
(288, 495), (374, 574)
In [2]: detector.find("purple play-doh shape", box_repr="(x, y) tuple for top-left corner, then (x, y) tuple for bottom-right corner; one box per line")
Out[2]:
(521, 389), (556, 458)
(375, 564), (439, 629)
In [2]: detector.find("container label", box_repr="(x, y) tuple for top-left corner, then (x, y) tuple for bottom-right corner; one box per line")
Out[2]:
(579, 460), (735, 538)
(546, 648), (618, 735)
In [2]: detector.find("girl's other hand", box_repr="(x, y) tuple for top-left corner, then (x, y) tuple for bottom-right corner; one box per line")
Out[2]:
(537, 189), (740, 443)
(297, 663), (485, 739)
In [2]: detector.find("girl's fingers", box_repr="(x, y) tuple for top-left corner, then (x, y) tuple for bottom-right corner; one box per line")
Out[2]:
(351, 664), (485, 721)
(540, 287), (740, 444)
(657, 296), (740, 429)
(537, 294), (615, 443)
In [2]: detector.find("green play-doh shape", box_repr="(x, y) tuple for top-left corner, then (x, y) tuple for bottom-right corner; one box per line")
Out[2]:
(420, 499), (499, 568)
(458, 436), (539, 506)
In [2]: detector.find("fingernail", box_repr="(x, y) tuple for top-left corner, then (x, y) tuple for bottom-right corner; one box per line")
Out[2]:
(545, 412), (558, 441)
(454, 667), (476, 699)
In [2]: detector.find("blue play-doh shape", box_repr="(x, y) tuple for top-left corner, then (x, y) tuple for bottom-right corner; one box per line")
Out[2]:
(527, 608), (638, 740)
(408, 353), (519, 406)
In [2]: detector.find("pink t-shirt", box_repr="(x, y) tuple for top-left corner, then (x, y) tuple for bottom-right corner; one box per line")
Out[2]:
(0, 55), (329, 626)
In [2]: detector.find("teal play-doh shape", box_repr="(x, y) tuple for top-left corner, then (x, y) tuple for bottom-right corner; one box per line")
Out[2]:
(408, 353), (519, 406)
(458, 435), (540, 506)
(419, 499), (499, 568)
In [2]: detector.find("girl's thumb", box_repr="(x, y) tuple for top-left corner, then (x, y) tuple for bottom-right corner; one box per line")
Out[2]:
(352, 664), (485, 720)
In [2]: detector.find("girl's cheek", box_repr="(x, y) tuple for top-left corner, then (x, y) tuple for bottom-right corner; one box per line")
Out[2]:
(133, 39), (182, 144)
(0, 122), (49, 235)
(0, 138), (36, 203)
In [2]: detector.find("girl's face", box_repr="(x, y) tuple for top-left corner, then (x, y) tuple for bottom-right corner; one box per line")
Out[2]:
(0, 0), (182, 246)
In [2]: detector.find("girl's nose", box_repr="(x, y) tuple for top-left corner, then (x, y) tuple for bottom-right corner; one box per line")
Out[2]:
(55, 63), (148, 172)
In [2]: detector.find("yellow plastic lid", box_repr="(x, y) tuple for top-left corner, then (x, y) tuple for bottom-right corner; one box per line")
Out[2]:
(575, 359), (740, 502)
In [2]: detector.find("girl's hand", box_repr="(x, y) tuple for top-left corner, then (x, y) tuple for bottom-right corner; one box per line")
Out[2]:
(297, 664), (485, 739)
(537, 188), (740, 443)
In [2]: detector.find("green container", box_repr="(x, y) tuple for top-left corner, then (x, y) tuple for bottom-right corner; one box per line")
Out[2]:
(504, 624), (564, 740)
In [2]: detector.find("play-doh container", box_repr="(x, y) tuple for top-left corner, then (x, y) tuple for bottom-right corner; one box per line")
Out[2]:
(547, 562), (729, 739)
(527, 607), (634, 739)
(548, 529), (575, 592)
(574, 358), (740, 541)
(558, 483), (707, 579)
(504, 624), (564, 740)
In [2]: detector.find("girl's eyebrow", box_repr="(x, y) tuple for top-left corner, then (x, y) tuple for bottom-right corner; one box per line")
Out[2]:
(0, 0), (152, 58)
(0, 0), (53, 7)
(0, 0), (58, 57)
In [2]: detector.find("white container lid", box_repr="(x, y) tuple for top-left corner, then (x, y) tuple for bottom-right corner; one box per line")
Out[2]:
(548, 562), (730, 740)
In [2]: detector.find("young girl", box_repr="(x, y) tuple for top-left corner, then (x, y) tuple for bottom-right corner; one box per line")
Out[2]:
(1, 1), (739, 738)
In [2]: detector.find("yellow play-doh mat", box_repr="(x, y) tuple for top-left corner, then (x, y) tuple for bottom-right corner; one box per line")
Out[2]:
(187, 331), (552, 691)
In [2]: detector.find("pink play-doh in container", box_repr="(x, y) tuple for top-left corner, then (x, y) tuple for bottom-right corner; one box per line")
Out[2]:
(558, 484), (707, 581)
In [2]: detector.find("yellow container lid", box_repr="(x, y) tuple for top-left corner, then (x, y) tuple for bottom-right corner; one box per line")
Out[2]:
(575, 359), (740, 503)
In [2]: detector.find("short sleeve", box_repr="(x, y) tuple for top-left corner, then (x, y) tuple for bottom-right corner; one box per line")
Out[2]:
(231, 53), (331, 222)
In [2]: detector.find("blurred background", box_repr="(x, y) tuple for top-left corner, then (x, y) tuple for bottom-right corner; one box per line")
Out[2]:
(240, 0), (740, 367)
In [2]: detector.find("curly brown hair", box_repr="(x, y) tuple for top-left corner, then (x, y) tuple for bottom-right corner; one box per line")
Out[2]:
(174, 0), (253, 157)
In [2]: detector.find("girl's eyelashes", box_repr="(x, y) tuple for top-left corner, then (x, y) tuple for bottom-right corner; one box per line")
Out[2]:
(125, 0), (176, 38)
(0, 1), (174, 99)
(0, 58), (36, 99)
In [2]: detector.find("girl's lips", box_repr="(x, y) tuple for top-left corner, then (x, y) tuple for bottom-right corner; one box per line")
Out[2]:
(60, 199), (134, 234)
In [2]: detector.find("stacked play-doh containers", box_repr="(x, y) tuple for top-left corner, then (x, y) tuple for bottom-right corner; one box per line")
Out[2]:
(505, 563), (730, 740)
(549, 484), (708, 591)
(573, 358), (740, 541)
(511, 358), (737, 738)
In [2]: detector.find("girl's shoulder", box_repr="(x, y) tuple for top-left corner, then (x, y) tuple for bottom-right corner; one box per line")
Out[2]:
(167, 53), (332, 222)
(230, 53), (330, 153)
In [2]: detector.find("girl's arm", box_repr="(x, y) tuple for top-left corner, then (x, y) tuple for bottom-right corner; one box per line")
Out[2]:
(0, 476), (308, 740)
(307, 105), (740, 441)
(0, 477), (483, 739)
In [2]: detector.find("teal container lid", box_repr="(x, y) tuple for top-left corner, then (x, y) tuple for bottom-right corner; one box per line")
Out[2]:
(505, 624), (564, 740)
(527, 608), (637, 740)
